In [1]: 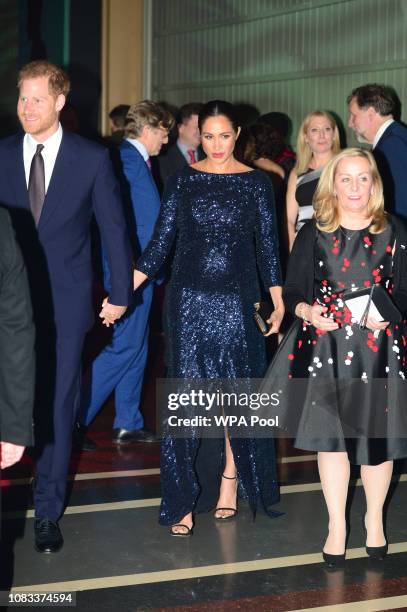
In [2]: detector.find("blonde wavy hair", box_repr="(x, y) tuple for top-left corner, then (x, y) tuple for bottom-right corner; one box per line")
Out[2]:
(314, 148), (387, 234)
(295, 111), (341, 175)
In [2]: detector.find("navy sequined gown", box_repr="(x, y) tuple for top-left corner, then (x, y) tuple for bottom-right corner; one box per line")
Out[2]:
(137, 166), (282, 525)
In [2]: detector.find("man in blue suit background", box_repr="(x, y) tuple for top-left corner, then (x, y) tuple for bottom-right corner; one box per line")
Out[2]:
(347, 83), (407, 218)
(78, 101), (174, 446)
(0, 61), (133, 552)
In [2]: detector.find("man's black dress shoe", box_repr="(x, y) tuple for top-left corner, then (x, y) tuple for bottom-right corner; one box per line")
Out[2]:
(112, 428), (158, 444)
(34, 519), (63, 553)
(73, 422), (98, 452)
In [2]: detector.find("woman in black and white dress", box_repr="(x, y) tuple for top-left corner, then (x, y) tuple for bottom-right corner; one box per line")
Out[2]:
(286, 111), (341, 251)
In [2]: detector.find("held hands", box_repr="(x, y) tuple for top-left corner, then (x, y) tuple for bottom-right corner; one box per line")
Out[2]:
(0, 442), (25, 469)
(99, 297), (127, 327)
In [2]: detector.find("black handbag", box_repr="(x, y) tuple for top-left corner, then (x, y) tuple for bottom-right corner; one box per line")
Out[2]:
(253, 301), (274, 334)
(343, 284), (401, 328)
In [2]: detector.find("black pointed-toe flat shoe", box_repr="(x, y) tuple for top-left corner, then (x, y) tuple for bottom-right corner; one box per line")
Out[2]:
(34, 518), (63, 553)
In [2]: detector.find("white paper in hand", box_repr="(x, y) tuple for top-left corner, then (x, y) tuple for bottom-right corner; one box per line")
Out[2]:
(344, 293), (383, 323)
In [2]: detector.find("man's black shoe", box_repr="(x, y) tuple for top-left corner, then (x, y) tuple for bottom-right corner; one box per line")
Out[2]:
(112, 428), (158, 444)
(34, 518), (63, 553)
(73, 422), (98, 452)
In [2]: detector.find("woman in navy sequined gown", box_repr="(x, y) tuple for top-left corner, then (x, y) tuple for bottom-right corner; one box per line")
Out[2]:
(134, 101), (284, 535)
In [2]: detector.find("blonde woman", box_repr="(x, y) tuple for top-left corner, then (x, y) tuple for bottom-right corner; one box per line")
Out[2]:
(286, 111), (340, 250)
(265, 148), (407, 566)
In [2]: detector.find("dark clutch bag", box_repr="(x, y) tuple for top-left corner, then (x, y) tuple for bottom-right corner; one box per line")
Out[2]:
(253, 301), (274, 335)
(343, 284), (401, 327)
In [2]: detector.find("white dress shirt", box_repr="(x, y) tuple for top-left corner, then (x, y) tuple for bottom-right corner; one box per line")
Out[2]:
(373, 119), (394, 149)
(177, 140), (197, 163)
(126, 138), (149, 162)
(23, 124), (63, 192)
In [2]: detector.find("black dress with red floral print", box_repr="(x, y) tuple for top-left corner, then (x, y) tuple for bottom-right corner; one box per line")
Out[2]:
(268, 224), (407, 465)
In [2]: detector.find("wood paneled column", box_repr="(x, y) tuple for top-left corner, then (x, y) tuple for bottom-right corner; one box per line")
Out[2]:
(100, 0), (145, 135)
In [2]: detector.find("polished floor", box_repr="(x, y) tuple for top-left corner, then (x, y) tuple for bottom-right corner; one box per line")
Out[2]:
(2, 313), (407, 611)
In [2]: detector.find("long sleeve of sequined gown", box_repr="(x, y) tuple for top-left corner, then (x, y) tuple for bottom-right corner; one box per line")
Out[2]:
(138, 167), (282, 524)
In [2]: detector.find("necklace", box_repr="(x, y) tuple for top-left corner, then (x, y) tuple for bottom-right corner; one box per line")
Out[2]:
(339, 226), (359, 241)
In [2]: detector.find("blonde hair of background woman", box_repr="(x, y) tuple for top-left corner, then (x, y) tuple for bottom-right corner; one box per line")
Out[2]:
(295, 111), (341, 175)
(314, 147), (387, 234)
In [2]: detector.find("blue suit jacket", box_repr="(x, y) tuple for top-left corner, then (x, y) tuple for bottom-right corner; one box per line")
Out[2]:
(103, 140), (162, 290)
(374, 121), (407, 218)
(0, 131), (133, 334)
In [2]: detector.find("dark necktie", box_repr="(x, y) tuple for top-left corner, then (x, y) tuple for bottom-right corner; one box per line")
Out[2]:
(146, 158), (152, 170)
(187, 149), (197, 164)
(28, 144), (45, 225)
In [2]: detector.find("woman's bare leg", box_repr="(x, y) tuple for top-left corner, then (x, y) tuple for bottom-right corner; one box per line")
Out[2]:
(318, 451), (350, 554)
(214, 434), (238, 518)
(361, 460), (392, 546)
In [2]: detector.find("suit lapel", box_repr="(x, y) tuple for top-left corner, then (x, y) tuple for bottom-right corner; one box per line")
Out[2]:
(37, 132), (76, 231)
(131, 143), (160, 201)
(146, 160), (160, 200)
(8, 135), (30, 210)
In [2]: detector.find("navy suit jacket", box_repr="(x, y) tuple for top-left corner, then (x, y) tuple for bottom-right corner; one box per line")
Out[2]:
(0, 131), (133, 334)
(103, 140), (162, 291)
(374, 121), (407, 218)
(157, 142), (203, 193)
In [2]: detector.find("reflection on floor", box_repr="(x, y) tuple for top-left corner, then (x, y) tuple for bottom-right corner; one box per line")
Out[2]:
(2, 313), (407, 611)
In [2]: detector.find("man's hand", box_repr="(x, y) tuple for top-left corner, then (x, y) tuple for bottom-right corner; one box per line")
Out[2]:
(99, 298), (127, 327)
(0, 442), (25, 469)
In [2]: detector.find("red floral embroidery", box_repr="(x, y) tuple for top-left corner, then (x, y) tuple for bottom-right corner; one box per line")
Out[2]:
(367, 331), (379, 353)
(343, 308), (353, 324)
(332, 237), (340, 255)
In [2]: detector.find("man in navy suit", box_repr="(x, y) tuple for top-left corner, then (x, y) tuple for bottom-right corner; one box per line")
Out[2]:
(78, 101), (174, 446)
(347, 84), (407, 218)
(0, 61), (133, 552)
(157, 102), (203, 191)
